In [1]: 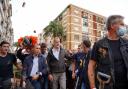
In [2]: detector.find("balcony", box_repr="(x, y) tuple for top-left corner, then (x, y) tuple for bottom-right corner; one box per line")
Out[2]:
(2, 0), (8, 11)
(0, 2), (5, 20)
(8, 4), (12, 17)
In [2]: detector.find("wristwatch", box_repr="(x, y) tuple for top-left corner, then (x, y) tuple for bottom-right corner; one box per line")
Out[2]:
(36, 72), (42, 76)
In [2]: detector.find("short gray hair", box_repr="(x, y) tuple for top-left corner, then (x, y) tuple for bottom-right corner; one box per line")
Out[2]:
(106, 15), (124, 30)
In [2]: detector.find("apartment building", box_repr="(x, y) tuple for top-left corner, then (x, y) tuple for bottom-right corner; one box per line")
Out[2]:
(41, 4), (106, 50)
(0, 0), (13, 50)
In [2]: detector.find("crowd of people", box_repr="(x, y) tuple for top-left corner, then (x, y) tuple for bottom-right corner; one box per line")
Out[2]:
(0, 15), (128, 89)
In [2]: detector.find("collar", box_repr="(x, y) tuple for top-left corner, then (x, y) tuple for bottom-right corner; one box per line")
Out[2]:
(100, 36), (128, 47)
(29, 53), (42, 59)
(52, 47), (60, 52)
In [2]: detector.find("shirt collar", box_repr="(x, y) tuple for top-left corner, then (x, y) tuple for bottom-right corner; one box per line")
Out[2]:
(52, 47), (60, 52)
(30, 53), (42, 59)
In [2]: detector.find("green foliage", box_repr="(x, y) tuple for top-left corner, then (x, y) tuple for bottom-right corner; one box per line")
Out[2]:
(43, 21), (65, 40)
(13, 42), (18, 47)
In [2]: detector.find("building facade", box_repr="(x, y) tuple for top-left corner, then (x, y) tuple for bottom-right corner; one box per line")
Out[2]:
(0, 0), (13, 50)
(41, 4), (106, 50)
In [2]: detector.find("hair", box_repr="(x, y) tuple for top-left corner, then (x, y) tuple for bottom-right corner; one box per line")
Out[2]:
(41, 43), (47, 48)
(106, 15), (124, 30)
(0, 41), (10, 46)
(82, 39), (91, 48)
(53, 37), (61, 43)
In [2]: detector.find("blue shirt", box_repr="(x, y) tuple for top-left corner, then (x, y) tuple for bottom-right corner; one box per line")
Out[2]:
(30, 56), (39, 76)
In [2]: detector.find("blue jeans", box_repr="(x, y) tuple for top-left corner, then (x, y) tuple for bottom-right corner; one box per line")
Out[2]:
(43, 75), (48, 89)
(81, 82), (86, 89)
(0, 78), (11, 89)
(31, 80), (42, 89)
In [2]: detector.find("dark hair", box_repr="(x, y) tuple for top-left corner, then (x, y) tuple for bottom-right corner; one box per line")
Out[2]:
(106, 15), (124, 30)
(0, 41), (10, 46)
(41, 43), (47, 48)
(82, 39), (91, 48)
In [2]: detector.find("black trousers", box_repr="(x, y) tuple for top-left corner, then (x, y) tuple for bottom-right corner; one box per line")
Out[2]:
(96, 82), (128, 89)
(0, 78), (12, 89)
(113, 83), (128, 89)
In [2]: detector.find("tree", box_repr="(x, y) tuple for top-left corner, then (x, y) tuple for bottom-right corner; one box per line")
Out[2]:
(43, 21), (66, 41)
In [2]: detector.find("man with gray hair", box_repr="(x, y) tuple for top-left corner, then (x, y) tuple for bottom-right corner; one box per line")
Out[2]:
(88, 15), (128, 89)
(47, 37), (72, 89)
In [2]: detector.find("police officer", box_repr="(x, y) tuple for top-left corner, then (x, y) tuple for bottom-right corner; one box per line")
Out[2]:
(88, 15), (128, 89)
(72, 39), (91, 89)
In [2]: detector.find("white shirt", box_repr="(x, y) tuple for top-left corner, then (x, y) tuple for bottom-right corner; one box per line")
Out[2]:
(30, 56), (39, 76)
(52, 48), (60, 60)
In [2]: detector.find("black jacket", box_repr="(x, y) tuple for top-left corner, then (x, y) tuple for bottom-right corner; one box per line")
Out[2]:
(92, 37), (128, 89)
(47, 48), (71, 74)
(22, 54), (47, 79)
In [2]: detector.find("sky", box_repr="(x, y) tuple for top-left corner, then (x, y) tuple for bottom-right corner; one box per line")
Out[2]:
(11, 0), (128, 41)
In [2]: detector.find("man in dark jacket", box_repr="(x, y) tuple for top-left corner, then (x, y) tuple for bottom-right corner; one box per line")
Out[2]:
(22, 44), (47, 89)
(88, 15), (128, 89)
(41, 43), (48, 89)
(47, 37), (72, 89)
(16, 46), (30, 64)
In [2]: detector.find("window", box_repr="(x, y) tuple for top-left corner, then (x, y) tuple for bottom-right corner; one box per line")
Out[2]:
(88, 21), (93, 28)
(82, 33), (89, 41)
(93, 30), (97, 36)
(88, 14), (92, 20)
(96, 17), (100, 23)
(82, 26), (88, 33)
(82, 17), (88, 32)
(58, 15), (62, 21)
(82, 11), (88, 18)
(8, 4), (12, 17)
(93, 22), (97, 29)
(74, 35), (79, 41)
(101, 18), (104, 24)
(83, 18), (88, 26)
(101, 25), (104, 30)
(93, 15), (96, 21)
(1, 21), (3, 25)
(83, 21), (88, 26)
(97, 31), (101, 37)
(1, 0), (4, 4)
(88, 29), (92, 35)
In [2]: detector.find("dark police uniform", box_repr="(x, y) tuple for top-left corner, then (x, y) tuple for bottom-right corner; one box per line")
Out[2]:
(73, 51), (90, 89)
(91, 37), (128, 89)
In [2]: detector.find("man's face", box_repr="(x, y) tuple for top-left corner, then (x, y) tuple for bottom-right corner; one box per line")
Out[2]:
(41, 47), (47, 53)
(81, 43), (89, 53)
(77, 46), (81, 52)
(54, 38), (61, 49)
(1, 44), (10, 53)
(111, 19), (125, 32)
(32, 45), (41, 55)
